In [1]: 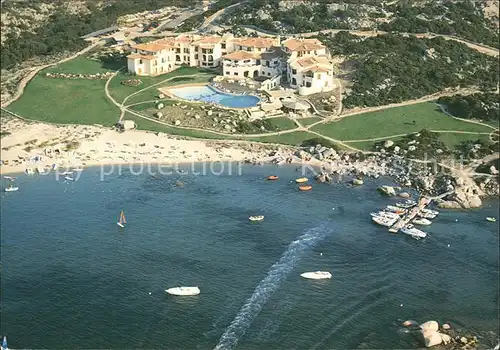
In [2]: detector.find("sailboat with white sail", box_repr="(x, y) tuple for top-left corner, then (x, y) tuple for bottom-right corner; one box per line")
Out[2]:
(117, 210), (127, 228)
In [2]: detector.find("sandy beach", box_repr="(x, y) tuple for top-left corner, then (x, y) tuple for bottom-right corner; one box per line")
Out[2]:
(0, 118), (286, 175)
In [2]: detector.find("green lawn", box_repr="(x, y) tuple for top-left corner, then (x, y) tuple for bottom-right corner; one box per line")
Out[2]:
(7, 76), (119, 126)
(266, 117), (298, 132)
(108, 67), (216, 104)
(298, 117), (322, 127)
(44, 56), (117, 75)
(437, 132), (492, 149)
(312, 102), (494, 141)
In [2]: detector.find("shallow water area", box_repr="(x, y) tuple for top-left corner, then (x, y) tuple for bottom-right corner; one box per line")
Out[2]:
(1, 164), (498, 349)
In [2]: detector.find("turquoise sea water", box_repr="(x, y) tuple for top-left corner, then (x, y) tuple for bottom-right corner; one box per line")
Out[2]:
(169, 85), (260, 108)
(1, 164), (498, 349)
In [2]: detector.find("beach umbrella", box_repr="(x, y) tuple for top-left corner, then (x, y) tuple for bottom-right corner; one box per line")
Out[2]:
(281, 99), (310, 110)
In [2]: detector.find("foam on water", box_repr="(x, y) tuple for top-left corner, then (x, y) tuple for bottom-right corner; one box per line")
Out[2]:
(214, 223), (333, 350)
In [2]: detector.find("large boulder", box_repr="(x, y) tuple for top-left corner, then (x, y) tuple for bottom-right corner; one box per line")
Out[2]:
(420, 321), (439, 333)
(378, 185), (396, 196)
(384, 140), (394, 148)
(398, 192), (411, 198)
(421, 331), (443, 347)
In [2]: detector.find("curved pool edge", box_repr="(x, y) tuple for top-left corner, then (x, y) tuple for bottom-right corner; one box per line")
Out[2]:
(160, 83), (261, 110)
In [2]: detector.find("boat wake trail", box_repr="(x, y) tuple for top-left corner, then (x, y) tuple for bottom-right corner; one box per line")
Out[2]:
(214, 223), (333, 350)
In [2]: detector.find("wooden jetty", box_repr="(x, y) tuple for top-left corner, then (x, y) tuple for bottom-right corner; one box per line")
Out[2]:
(388, 191), (453, 233)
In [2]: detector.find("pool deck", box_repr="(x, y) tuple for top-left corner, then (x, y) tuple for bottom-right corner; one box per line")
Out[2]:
(158, 83), (261, 110)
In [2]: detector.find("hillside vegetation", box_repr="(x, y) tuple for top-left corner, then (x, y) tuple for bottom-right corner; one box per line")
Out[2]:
(318, 32), (499, 108)
(220, 0), (499, 47)
(438, 93), (499, 123)
(0, 0), (198, 70)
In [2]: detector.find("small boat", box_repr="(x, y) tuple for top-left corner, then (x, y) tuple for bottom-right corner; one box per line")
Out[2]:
(25, 168), (34, 175)
(2, 336), (7, 350)
(413, 218), (432, 226)
(3, 176), (16, 181)
(370, 211), (400, 220)
(298, 185), (312, 191)
(295, 177), (308, 183)
(417, 211), (436, 219)
(61, 171), (74, 175)
(73, 167), (84, 172)
(65, 176), (74, 181)
(36, 166), (45, 174)
(4, 185), (19, 192)
(249, 215), (264, 221)
(267, 175), (279, 180)
(421, 208), (439, 216)
(486, 217), (497, 222)
(372, 215), (398, 227)
(117, 209), (127, 228)
(300, 271), (332, 280)
(386, 205), (407, 215)
(395, 199), (417, 209)
(400, 224), (427, 240)
(165, 286), (200, 296)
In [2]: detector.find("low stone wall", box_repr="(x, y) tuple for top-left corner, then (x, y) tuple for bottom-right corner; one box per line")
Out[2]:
(45, 72), (115, 80)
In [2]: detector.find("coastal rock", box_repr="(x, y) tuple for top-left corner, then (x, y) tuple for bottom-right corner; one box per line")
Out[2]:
(352, 178), (364, 186)
(207, 110), (213, 116)
(155, 112), (163, 118)
(384, 140), (394, 148)
(402, 320), (418, 327)
(421, 331), (443, 347)
(393, 146), (400, 153)
(420, 321), (439, 333)
(440, 333), (452, 344)
(224, 124), (231, 130)
(175, 120), (181, 126)
(408, 145), (417, 151)
(378, 185), (396, 196)
(157, 103), (164, 109)
(442, 323), (451, 330)
(490, 165), (499, 175)
(194, 114), (201, 119)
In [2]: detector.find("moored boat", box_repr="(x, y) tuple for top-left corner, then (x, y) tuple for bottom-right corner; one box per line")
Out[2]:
(2, 336), (7, 350)
(166, 286), (200, 296)
(421, 208), (439, 216)
(400, 224), (427, 240)
(295, 177), (308, 183)
(3, 176), (16, 181)
(418, 211), (437, 219)
(249, 215), (264, 221)
(413, 217), (432, 226)
(486, 217), (497, 222)
(372, 215), (398, 227)
(300, 271), (332, 280)
(4, 185), (18, 192)
(395, 199), (417, 209)
(386, 205), (407, 215)
(370, 211), (400, 220)
(298, 185), (312, 191)
(267, 175), (279, 180)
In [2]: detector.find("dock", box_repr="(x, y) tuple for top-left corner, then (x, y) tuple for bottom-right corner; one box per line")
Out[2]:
(388, 197), (433, 233)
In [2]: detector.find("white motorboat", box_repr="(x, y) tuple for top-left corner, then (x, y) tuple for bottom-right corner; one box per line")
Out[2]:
(60, 171), (74, 175)
(413, 218), (432, 226)
(25, 168), (34, 175)
(36, 166), (45, 174)
(4, 185), (18, 192)
(421, 208), (439, 216)
(370, 211), (400, 220)
(3, 176), (16, 181)
(418, 211), (437, 219)
(165, 286), (200, 296)
(73, 167), (84, 172)
(372, 215), (398, 227)
(300, 271), (332, 280)
(249, 215), (264, 221)
(386, 205), (407, 214)
(395, 199), (417, 209)
(400, 224), (427, 240)
(65, 176), (74, 181)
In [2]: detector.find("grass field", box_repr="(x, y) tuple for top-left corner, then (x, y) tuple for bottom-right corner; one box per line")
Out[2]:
(312, 102), (495, 141)
(44, 56), (116, 75)
(109, 67), (216, 104)
(7, 77), (119, 126)
(247, 131), (320, 146)
(298, 117), (322, 127)
(266, 117), (298, 132)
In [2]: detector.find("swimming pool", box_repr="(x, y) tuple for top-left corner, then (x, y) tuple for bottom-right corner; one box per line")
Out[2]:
(168, 85), (260, 108)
